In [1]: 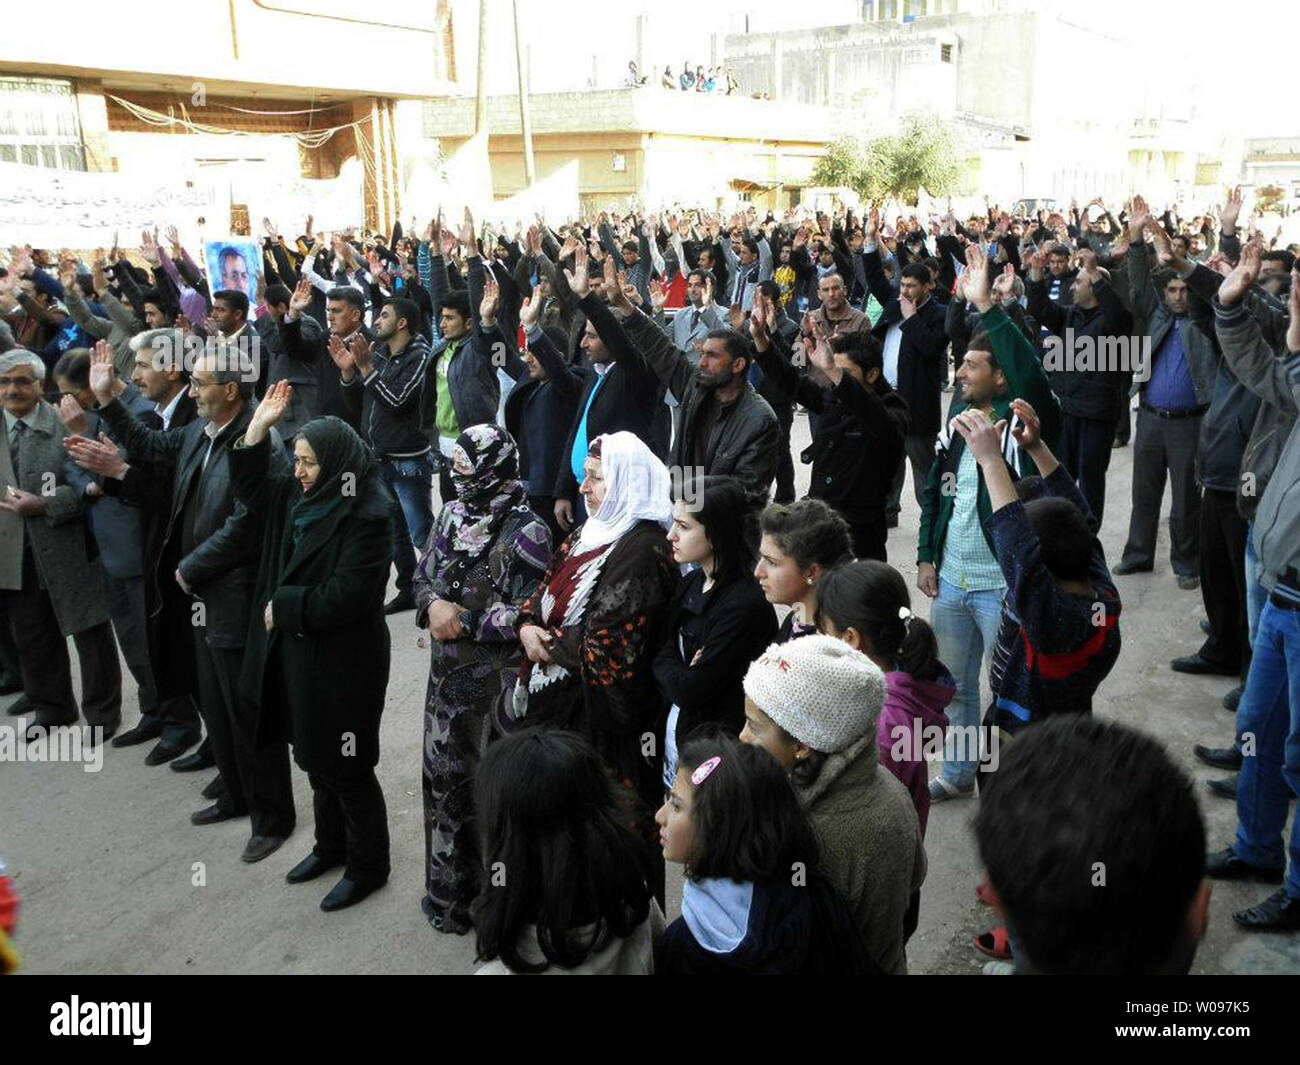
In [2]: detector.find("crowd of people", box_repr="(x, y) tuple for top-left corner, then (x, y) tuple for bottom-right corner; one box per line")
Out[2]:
(621, 60), (739, 95)
(1, 185), (1298, 974)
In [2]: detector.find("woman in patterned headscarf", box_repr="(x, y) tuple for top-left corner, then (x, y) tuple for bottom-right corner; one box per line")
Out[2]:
(414, 422), (552, 935)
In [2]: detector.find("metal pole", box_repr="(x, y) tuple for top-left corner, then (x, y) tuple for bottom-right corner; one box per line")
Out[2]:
(475, 0), (489, 135)
(512, 0), (536, 186)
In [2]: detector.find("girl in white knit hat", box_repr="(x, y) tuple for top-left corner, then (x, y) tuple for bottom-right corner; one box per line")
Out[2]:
(739, 634), (927, 974)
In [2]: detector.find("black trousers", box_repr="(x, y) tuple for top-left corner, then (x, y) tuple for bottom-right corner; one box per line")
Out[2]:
(887, 433), (939, 518)
(192, 631), (295, 838)
(0, 549), (120, 729)
(309, 765), (390, 885)
(847, 512), (888, 563)
(773, 403), (796, 504)
(1197, 488), (1250, 676)
(103, 573), (157, 716)
(1057, 413), (1114, 524)
(1119, 408), (1202, 576)
(0, 597), (21, 683)
(1114, 402), (1132, 446)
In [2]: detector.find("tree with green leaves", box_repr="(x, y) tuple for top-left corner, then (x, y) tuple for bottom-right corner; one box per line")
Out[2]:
(811, 114), (962, 206)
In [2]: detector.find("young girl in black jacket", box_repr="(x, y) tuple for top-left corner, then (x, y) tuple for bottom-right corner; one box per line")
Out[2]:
(653, 476), (777, 789)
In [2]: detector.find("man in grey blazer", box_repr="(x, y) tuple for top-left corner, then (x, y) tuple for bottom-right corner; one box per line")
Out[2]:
(0, 349), (121, 740)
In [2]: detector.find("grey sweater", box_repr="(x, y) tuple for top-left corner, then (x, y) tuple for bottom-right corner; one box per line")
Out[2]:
(1214, 295), (1300, 595)
(797, 731), (926, 975)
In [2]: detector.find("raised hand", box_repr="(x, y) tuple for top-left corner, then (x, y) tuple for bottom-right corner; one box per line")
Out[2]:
(951, 408), (1005, 467)
(426, 207), (442, 248)
(1220, 186), (1243, 233)
(564, 244), (590, 299)
(1218, 238), (1262, 306)
(348, 332), (374, 376)
(1144, 218), (1181, 268)
(1009, 398), (1042, 451)
(749, 291), (771, 348)
(1127, 194), (1151, 241)
(89, 340), (117, 402)
(289, 277), (313, 318)
(246, 380), (293, 445)
(328, 334), (356, 378)
(62, 432), (129, 480)
(728, 302), (746, 330)
(647, 278), (668, 312)
(480, 273), (500, 325)
(458, 207), (476, 252)
(57, 394), (88, 435)
(964, 242), (993, 312)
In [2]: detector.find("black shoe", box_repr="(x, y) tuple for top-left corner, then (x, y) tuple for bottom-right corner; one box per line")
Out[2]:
(200, 775), (225, 801)
(1233, 890), (1300, 931)
(6, 694), (31, 716)
(144, 739), (192, 766)
(321, 876), (387, 912)
(1223, 685), (1243, 713)
(1112, 437), (1128, 448)
(1205, 846), (1284, 883)
(1176, 573), (1200, 591)
(1194, 744), (1243, 771)
(1112, 559), (1153, 576)
(286, 852), (345, 884)
(383, 593), (416, 615)
(1207, 775), (1238, 799)
(1200, 619), (1212, 636)
(190, 803), (243, 826)
(84, 722), (119, 746)
(886, 514), (900, 529)
(111, 719), (164, 748)
(240, 835), (287, 864)
(26, 719), (75, 742)
(1172, 653), (1238, 676)
(171, 745), (215, 773)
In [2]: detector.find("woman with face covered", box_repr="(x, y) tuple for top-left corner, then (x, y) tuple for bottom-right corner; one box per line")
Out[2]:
(229, 382), (396, 913)
(413, 422), (553, 935)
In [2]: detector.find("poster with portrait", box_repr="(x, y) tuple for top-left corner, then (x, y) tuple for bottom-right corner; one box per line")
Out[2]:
(202, 238), (261, 303)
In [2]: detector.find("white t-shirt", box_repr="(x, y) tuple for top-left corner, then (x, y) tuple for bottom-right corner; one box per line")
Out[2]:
(882, 322), (904, 387)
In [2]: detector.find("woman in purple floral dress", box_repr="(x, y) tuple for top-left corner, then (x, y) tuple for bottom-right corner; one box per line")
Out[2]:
(414, 424), (551, 934)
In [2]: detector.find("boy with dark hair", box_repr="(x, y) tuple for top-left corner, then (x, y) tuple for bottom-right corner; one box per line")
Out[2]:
(952, 396), (1122, 967)
(975, 714), (1209, 975)
(951, 396), (1121, 739)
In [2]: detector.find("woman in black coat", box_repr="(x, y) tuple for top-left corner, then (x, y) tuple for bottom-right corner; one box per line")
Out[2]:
(229, 381), (395, 913)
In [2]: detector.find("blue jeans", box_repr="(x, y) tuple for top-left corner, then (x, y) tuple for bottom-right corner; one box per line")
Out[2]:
(1245, 521), (1267, 646)
(931, 577), (1004, 787)
(1232, 600), (1300, 898)
(381, 454), (435, 596)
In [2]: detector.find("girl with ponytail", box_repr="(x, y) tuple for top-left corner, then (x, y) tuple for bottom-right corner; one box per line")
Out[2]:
(815, 560), (955, 838)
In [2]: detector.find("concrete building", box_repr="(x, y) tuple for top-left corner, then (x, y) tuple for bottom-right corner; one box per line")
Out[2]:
(1240, 136), (1300, 207)
(0, 0), (458, 236)
(723, 0), (1219, 206)
(422, 87), (832, 214)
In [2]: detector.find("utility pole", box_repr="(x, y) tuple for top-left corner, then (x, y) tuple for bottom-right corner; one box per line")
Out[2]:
(512, 0), (536, 186)
(475, 0), (489, 135)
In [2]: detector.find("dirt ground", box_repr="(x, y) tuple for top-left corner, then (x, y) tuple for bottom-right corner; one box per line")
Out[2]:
(2, 407), (1297, 975)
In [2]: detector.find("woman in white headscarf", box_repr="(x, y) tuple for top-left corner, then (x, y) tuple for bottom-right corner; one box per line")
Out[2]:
(515, 431), (679, 871)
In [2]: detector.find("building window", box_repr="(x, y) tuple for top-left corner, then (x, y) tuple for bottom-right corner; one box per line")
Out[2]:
(0, 76), (86, 172)
(611, 152), (627, 172)
(940, 43), (953, 62)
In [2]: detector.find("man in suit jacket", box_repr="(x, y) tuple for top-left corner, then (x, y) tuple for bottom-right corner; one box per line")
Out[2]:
(74, 329), (208, 768)
(0, 349), (121, 739)
(55, 346), (202, 767)
(552, 272), (668, 532)
(861, 216), (951, 523)
(88, 345), (295, 864)
(278, 284), (367, 429)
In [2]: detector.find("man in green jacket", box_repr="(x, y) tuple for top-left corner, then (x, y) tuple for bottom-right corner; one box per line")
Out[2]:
(917, 245), (1061, 803)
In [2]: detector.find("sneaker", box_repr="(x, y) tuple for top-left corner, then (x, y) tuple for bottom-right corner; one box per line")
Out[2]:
(929, 777), (974, 803)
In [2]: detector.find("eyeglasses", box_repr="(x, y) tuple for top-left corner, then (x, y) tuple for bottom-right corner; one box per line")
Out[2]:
(0, 376), (37, 388)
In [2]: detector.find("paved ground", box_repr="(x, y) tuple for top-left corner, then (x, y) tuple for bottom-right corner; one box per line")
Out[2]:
(2, 405), (1297, 974)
